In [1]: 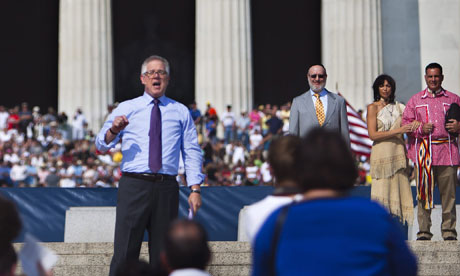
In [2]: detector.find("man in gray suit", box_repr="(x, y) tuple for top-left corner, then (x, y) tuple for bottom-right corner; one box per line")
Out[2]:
(289, 64), (350, 145)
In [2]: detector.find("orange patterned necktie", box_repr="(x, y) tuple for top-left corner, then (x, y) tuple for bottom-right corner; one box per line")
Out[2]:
(314, 93), (325, 126)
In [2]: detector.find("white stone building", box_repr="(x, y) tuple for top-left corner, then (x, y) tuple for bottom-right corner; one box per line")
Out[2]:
(57, 0), (460, 130)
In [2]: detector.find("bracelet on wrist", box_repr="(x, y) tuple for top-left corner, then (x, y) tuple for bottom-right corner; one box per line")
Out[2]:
(109, 128), (119, 135)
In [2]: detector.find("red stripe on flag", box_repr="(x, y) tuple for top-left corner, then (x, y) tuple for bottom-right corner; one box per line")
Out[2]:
(351, 132), (372, 139)
(349, 122), (368, 129)
(350, 138), (372, 148)
(347, 111), (362, 120)
(339, 92), (372, 157)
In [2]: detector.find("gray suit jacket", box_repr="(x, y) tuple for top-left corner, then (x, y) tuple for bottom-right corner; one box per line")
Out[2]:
(288, 90), (350, 145)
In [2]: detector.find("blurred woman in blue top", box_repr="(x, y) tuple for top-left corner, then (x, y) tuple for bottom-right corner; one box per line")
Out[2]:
(252, 128), (417, 276)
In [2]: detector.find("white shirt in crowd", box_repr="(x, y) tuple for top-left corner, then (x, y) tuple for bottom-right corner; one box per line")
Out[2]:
(225, 143), (233, 156)
(10, 163), (27, 182)
(249, 132), (263, 151)
(236, 115), (250, 131)
(4, 152), (20, 164)
(221, 111), (235, 127)
(72, 112), (87, 140)
(72, 112), (86, 129)
(60, 178), (76, 188)
(242, 195), (296, 244)
(0, 130), (11, 142)
(232, 145), (245, 165)
(0, 111), (9, 130)
(260, 162), (272, 183)
(245, 165), (259, 180)
(83, 167), (97, 186)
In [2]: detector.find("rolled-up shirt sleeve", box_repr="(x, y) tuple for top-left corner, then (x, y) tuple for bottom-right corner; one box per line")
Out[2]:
(95, 107), (123, 152)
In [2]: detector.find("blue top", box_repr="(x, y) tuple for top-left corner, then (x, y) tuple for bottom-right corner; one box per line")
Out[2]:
(0, 165), (11, 182)
(95, 93), (204, 186)
(252, 197), (417, 276)
(190, 108), (202, 121)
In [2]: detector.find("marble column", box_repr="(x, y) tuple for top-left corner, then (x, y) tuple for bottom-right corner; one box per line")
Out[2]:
(322, 0), (382, 111)
(59, 0), (113, 133)
(418, 0), (460, 94)
(195, 0), (253, 121)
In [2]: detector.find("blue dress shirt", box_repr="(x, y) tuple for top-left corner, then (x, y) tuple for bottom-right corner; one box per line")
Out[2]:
(95, 93), (204, 186)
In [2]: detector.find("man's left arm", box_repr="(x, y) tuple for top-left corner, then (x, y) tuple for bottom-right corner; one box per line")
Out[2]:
(181, 110), (205, 215)
(339, 98), (351, 146)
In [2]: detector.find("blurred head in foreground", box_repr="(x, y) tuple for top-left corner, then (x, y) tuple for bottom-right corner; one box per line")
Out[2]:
(161, 219), (211, 273)
(0, 196), (22, 276)
(299, 127), (358, 194)
(267, 135), (303, 194)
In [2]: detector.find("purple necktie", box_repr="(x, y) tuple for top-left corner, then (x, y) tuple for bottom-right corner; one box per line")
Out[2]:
(149, 98), (162, 173)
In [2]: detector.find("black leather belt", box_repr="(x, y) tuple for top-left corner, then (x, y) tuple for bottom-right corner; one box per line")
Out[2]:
(123, 172), (177, 182)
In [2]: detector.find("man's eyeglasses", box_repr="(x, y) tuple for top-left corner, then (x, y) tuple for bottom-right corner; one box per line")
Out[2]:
(144, 70), (168, 78)
(309, 74), (325, 79)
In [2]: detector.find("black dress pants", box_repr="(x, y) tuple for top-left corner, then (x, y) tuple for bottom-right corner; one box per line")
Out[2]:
(109, 175), (179, 276)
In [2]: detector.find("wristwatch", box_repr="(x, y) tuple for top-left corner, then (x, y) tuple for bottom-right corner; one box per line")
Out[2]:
(191, 188), (201, 194)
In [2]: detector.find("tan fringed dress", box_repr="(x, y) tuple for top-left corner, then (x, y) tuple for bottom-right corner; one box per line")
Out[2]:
(370, 102), (414, 225)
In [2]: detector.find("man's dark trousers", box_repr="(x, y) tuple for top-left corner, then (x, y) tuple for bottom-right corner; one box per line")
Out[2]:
(109, 175), (179, 276)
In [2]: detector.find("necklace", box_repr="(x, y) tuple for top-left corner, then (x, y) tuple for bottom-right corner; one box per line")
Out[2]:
(387, 104), (395, 117)
(379, 99), (395, 117)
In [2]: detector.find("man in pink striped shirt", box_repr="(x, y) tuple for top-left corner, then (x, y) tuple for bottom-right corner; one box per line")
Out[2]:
(402, 63), (460, 241)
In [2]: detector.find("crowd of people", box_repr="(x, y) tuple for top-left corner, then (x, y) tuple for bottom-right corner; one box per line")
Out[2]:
(2, 98), (356, 188)
(192, 102), (292, 186)
(0, 101), (420, 189)
(0, 103), (119, 188)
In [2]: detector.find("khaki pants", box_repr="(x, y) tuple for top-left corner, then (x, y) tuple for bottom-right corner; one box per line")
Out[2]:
(417, 166), (457, 239)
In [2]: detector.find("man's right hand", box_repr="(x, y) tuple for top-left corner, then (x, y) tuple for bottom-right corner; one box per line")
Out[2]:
(105, 115), (129, 144)
(422, 122), (433, 134)
(111, 115), (129, 133)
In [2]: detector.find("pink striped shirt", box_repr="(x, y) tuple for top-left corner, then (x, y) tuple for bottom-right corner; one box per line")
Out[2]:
(402, 88), (460, 166)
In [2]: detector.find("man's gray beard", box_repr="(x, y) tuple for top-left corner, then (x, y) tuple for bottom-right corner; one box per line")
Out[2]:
(308, 80), (326, 93)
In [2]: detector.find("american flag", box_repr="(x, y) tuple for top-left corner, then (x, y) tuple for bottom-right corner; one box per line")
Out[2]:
(339, 94), (372, 157)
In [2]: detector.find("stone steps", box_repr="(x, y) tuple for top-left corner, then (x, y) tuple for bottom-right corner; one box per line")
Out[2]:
(13, 242), (251, 276)
(410, 241), (460, 276)
(13, 241), (460, 276)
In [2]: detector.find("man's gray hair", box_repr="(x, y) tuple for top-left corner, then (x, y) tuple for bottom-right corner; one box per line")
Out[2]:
(141, 55), (170, 75)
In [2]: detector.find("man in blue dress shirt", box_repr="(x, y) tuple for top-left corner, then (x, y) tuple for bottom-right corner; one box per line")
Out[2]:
(95, 55), (204, 275)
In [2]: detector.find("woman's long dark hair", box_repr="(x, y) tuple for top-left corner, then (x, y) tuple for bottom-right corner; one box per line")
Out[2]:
(372, 74), (396, 103)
